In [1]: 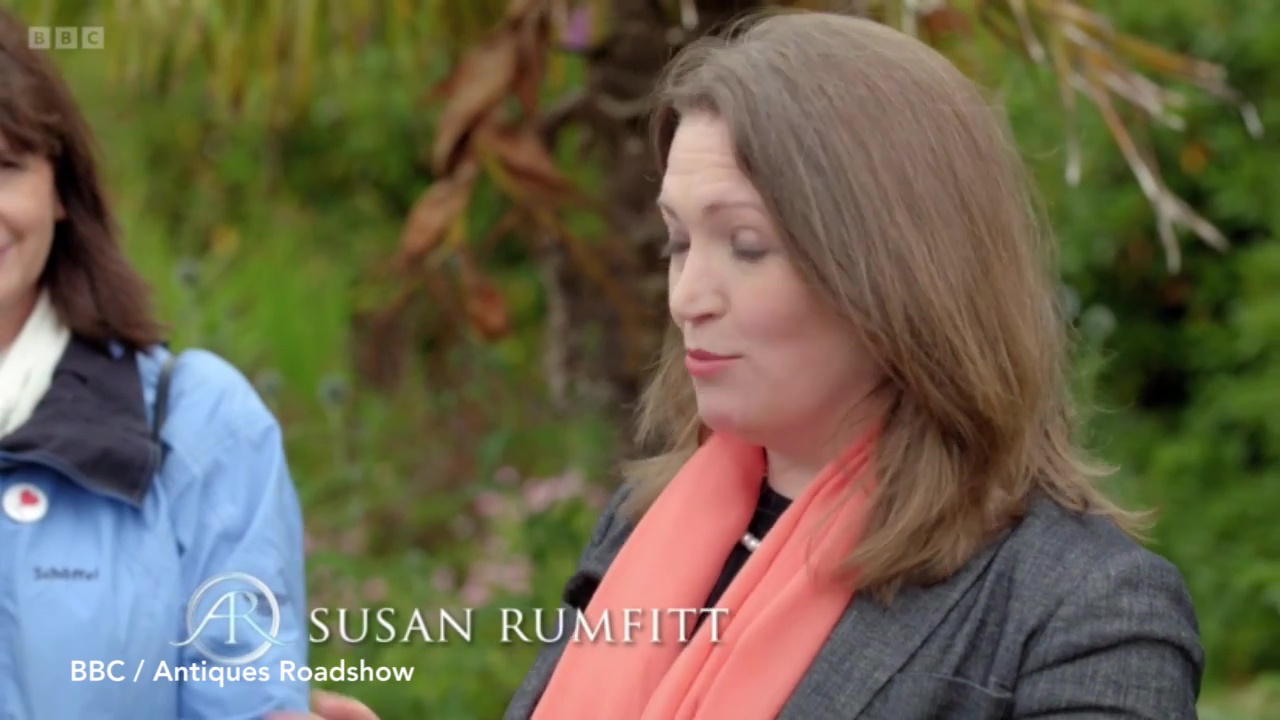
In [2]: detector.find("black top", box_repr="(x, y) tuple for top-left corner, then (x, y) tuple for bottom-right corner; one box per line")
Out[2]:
(694, 480), (793, 634)
(560, 479), (795, 636)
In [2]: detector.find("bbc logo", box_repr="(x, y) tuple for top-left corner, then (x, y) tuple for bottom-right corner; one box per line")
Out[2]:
(27, 27), (104, 50)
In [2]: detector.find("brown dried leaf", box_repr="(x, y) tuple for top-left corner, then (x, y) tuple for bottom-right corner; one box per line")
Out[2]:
(431, 33), (521, 175)
(476, 120), (576, 196)
(1110, 34), (1231, 93)
(1032, 0), (1113, 36)
(921, 8), (971, 40)
(504, 0), (544, 23)
(512, 10), (552, 117)
(493, 124), (567, 184)
(460, 263), (511, 340)
(396, 162), (479, 267)
(468, 287), (510, 339)
(1180, 141), (1209, 176)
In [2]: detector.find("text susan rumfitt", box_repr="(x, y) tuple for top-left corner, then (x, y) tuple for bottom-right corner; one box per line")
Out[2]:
(309, 607), (730, 645)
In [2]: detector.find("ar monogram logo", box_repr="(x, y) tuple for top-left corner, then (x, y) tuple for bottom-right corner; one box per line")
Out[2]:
(172, 572), (285, 664)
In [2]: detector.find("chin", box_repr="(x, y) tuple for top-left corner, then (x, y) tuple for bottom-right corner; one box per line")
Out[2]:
(695, 403), (762, 444)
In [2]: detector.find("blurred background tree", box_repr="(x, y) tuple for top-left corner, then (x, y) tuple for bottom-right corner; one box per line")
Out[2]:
(11, 0), (1280, 717)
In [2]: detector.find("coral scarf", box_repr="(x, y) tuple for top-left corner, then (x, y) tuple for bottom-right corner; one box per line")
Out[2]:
(533, 429), (877, 720)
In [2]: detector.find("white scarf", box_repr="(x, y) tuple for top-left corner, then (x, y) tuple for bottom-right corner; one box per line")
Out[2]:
(0, 290), (72, 438)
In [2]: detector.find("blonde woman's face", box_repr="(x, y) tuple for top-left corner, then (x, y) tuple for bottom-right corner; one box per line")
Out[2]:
(659, 113), (880, 452)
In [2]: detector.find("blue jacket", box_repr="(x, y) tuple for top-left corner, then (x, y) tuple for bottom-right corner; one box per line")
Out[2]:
(0, 338), (310, 719)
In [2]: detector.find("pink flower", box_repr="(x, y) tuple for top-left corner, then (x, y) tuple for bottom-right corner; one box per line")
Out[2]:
(522, 470), (587, 513)
(494, 466), (520, 486)
(523, 482), (554, 513)
(431, 567), (456, 594)
(562, 7), (593, 50)
(496, 558), (532, 593)
(474, 491), (506, 518)
(362, 577), (389, 603)
(460, 579), (490, 607)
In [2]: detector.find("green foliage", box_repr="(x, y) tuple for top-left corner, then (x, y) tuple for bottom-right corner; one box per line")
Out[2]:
(54, 38), (617, 719)
(1002, 0), (1280, 700)
(37, 0), (1280, 716)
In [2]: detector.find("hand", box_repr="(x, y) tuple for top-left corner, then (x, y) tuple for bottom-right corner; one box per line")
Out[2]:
(266, 690), (380, 720)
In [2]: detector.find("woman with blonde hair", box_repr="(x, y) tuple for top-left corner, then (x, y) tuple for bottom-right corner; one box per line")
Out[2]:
(290, 10), (1202, 720)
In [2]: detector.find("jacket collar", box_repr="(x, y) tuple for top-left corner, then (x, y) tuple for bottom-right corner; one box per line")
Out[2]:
(0, 336), (160, 507)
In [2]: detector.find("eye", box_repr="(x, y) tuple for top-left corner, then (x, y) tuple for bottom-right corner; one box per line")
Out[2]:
(730, 228), (769, 262)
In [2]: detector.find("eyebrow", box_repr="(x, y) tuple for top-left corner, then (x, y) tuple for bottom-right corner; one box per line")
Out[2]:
(656, 198), (764, 219)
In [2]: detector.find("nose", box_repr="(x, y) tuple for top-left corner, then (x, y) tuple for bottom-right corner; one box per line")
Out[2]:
(668, 240), (726, 328)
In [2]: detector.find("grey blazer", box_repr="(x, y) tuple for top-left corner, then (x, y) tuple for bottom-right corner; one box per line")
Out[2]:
(504, 486), (1204, 719)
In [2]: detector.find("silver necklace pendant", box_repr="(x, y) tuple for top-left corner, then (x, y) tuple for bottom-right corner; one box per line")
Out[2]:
(741, 532), (762, 552)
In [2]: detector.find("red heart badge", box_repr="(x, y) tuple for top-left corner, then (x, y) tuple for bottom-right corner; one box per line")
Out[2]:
(4, 483), (47, 523)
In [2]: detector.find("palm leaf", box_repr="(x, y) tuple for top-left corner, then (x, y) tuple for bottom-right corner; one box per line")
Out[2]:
(965, 0), (1258, 269)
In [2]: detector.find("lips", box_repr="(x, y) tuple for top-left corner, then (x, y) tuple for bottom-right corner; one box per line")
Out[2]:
(686, 349), (738, 362)
(684, 348), (740, 378)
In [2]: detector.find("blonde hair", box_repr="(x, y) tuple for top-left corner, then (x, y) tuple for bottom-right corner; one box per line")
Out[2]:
(621, 11), (1149, 601)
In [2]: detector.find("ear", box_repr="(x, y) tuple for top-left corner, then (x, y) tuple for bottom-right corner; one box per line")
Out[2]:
(54, 196), (66, 221)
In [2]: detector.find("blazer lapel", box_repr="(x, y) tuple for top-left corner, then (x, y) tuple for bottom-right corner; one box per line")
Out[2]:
(779, 537), (1008, 719)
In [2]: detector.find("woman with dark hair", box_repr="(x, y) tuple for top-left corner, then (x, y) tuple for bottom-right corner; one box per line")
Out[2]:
(287, 10), (1203, 720)
(0, 8), (309, 719)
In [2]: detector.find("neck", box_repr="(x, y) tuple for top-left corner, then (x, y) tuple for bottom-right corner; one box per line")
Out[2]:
(0, 290), (39, 351)
(763, 397), (885, 500)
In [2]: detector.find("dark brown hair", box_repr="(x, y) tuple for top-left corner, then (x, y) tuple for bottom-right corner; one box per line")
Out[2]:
(625, 11), (1148, 600)
(0, 7), (163, 350)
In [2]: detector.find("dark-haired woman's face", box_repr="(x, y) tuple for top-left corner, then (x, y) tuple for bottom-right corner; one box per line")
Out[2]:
(0, 133), (61, 330)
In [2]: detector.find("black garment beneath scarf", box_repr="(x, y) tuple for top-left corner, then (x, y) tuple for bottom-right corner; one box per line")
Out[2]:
(694, 480), (793, 634)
